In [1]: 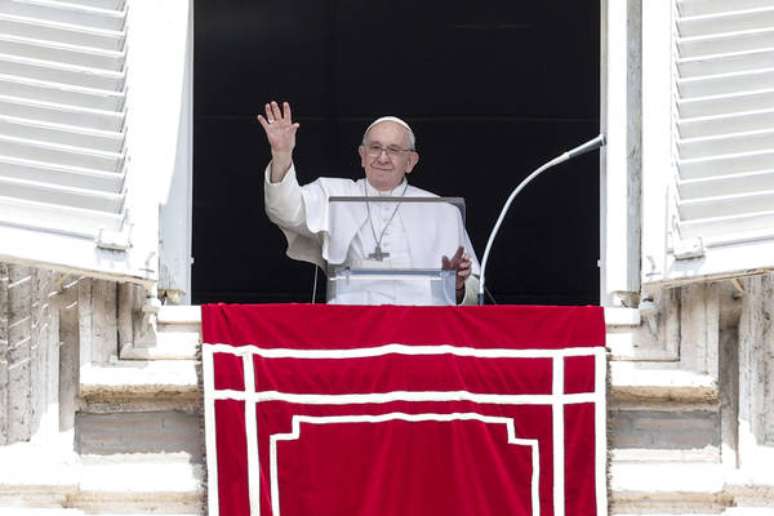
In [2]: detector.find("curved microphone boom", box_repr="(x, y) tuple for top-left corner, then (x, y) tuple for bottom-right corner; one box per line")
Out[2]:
(477, 134), (606, 305)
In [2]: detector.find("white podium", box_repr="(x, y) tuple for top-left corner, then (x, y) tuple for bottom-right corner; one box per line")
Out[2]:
(325, 195), (467, 306)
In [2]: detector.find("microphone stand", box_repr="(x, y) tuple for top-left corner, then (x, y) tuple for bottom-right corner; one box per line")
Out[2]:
(477, 134), (606, 305)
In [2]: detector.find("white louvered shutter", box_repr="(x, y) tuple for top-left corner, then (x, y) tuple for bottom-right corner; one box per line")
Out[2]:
(642, 0), (774, 285)
(0, 0), (158, 283)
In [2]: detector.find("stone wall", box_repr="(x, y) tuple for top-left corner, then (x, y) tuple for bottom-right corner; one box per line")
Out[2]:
(0, 263), (62, 445)
(738, 273), (774, 459)
(0, 262), (127, 447)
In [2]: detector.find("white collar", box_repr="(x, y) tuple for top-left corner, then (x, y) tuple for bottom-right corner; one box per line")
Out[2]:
(364, 178), (408, 197)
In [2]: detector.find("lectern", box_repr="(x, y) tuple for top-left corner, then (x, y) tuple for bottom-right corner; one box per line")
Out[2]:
(324, 195), (467, 305)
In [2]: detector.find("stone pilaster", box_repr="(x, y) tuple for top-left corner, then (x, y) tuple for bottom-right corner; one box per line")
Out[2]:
(0, 264), (9, 445)
(78, 279), (118, 366)
(6, 264), (34, 443)
(738, 273), (774, 449)
(0, 264), (63, 445)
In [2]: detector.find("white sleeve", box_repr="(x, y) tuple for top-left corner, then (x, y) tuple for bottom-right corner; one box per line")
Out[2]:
(263, 162), (315, 239)
(458, 211), (481, 306)
(460, 275), (480, 306)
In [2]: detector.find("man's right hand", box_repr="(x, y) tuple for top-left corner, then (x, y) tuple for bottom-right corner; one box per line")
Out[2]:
(257, 100), (300, 183)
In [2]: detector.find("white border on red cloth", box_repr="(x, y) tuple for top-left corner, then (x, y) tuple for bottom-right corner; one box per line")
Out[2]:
(202, 344), (607, 516)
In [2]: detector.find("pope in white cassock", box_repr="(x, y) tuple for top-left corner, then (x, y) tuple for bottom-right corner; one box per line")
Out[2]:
(259, 101), (480, 305)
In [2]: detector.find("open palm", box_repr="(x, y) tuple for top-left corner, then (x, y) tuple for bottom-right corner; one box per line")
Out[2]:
(257, 101), (300, 154)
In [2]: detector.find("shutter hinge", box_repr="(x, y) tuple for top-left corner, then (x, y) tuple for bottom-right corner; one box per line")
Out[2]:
(673, 237), (705, 260)
(96, 227), (132, 251)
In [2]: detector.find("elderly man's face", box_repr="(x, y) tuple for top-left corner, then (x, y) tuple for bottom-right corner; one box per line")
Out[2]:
(359, 121), (419, 192)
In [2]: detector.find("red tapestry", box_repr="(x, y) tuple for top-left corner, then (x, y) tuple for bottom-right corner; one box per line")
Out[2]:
(201, 304), (607, 516)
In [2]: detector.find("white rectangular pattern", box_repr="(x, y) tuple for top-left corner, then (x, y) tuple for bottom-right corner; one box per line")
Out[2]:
(202, 342), (608, 516)
(645, 0), (774, 285)
(0, 0), (156, 282)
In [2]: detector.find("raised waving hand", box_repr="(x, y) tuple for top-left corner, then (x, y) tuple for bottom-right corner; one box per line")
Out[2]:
(257, 101), (299, 182)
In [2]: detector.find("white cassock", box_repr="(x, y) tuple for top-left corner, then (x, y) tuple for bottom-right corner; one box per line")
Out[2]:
(264, 164), (480, 305)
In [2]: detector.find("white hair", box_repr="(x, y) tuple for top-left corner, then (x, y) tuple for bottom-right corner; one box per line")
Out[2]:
(361, 116), (416, 150)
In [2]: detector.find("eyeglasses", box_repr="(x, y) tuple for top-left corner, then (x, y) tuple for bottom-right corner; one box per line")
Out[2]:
(363, 143), (414, 159)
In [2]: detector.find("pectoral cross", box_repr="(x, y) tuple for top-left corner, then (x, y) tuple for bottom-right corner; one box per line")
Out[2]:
(368, 245), (390, 261)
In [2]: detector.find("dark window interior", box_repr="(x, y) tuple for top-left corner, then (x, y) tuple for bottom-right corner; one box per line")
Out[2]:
(193, 0), (601, 305)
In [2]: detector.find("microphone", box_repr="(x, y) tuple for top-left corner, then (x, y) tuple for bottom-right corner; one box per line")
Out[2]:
(477, 134), (607, 305)
(566, 134), (606, 160)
